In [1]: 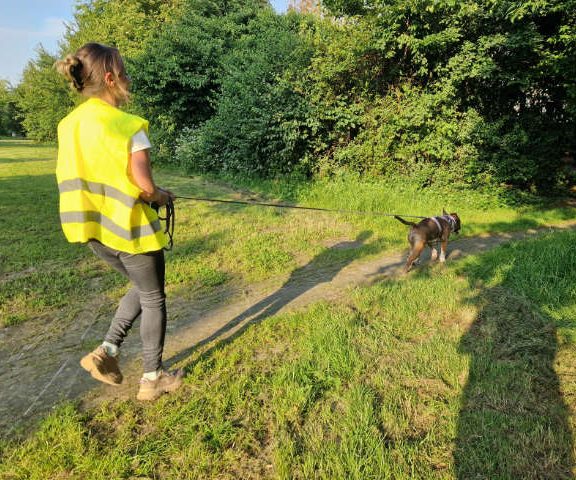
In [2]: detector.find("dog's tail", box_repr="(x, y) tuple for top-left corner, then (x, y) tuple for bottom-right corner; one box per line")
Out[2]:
(394, 215), (416, 227)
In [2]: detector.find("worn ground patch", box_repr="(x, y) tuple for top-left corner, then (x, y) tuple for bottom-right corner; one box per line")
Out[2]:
(2, 222), (575, 438)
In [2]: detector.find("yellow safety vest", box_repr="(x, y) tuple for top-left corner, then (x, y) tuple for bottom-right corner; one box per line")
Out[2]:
(56, 97), (167, 253)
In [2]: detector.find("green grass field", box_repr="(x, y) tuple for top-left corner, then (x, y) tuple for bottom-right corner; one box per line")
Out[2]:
(1, 140), (573, 329)
(1, 140), (576, 479)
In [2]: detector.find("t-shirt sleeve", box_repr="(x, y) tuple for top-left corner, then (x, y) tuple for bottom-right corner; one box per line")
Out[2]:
(130, 129), (152, 153)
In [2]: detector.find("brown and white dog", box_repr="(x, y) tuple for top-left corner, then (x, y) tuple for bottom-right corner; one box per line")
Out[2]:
(395, 210), (461, 272)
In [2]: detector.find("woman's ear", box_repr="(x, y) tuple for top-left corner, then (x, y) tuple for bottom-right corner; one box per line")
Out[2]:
(104, 71), (115, 87)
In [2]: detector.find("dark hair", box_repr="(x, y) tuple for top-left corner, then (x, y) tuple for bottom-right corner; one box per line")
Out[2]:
(56, 43), (129, 101)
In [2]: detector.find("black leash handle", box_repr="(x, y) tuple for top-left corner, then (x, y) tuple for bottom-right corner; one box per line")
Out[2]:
(151, 198), (175, 251)
(173, 195), (427, 219)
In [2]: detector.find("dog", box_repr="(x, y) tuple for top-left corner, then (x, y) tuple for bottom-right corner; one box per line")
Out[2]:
(395, 209), (461, 272)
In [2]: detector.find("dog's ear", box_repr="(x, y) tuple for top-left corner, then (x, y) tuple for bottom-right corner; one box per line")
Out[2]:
(452, 213), (461, 233)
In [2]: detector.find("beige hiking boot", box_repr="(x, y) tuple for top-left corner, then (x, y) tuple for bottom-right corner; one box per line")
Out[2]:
(136, 369), (184, 401)
(80, 346), (123, 386)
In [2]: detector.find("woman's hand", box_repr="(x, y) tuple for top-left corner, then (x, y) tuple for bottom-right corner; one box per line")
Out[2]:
(152, 187), (175, 206)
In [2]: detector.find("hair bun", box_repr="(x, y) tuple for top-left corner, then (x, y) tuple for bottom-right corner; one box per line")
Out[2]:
(56, 54), (84, 92)
(65, 54), (80, 67)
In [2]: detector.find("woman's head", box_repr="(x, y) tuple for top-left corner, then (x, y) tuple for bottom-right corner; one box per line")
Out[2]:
(56, 43), (130, 105)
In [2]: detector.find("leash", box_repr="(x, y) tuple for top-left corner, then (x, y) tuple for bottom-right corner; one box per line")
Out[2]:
(172, 194), (428, 219)
(152, 198), (175, 251)
(153, 194), (427, 251)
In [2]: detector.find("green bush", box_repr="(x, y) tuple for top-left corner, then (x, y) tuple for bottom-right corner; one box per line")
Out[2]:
(176, 11), (315, 176)
(10, 0), (576, 195)
(131, 0), (270, 163)
(319, 86), (481, 183)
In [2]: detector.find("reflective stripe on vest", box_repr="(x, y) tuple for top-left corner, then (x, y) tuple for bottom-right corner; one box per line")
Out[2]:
(58, 178), (139, 208)
(59, 211), (162, 240)
(56, 97), (167, 254)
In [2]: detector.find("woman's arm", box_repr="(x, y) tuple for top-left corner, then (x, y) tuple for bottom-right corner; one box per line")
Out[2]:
(129, 149), (173, 205)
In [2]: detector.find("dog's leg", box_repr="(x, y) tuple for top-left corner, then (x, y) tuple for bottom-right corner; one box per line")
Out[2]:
(430, 245), (438, 261)
(405, 240), (425, 271)
(439, 239), (448, 262)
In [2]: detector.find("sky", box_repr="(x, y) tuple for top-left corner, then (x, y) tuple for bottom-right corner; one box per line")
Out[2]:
(0, 0), (289, 86)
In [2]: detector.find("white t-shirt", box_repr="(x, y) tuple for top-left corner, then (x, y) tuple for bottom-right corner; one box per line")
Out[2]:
(130, 129), (152, 153)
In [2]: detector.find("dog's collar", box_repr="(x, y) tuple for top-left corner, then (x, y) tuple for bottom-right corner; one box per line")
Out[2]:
(440, 215), (456, 231)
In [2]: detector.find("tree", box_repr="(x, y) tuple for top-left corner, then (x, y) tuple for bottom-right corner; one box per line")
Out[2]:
(177, 11), (315, 175)
(0, 80), (23, 136)
(13, 0), (184, 142)
(131, 0), (271, 161)
(14, 47), (72, 141)
(62, 0), (183, 56)
(295, 0), (576, 190)
(288, 0), (323, 15)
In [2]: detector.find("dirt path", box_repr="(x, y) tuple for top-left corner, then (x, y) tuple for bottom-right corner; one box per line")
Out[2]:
(2, 223), (575, 437)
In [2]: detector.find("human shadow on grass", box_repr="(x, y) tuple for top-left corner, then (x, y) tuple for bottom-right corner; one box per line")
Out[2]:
(166, 230), (376, 368)
(455, 236), (575, 479)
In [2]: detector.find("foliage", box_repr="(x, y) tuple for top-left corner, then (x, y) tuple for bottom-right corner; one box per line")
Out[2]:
(319, 85), (482, 184)
(0, 80), (22, 136)
(322, 0), (367, 16)
(13, 0), (183, 141)
(434, 0), (576, 190)
(291, 0), (576, 192)
(62, 0), (183, 56)
(173, 0), (576, 192)
(176, 11), (315, 175)
(14, 48), (73, 142)
(131, 0), (271, 162)
(8, 0), (576, 193)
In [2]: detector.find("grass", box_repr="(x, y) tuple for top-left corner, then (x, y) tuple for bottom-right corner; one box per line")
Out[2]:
(1, 140), (576, 478)
(1, 230), (575, 479)
(2, 139), (572, 328)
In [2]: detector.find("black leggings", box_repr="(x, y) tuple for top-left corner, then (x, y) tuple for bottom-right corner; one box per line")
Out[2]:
(88, 240), (166, 373)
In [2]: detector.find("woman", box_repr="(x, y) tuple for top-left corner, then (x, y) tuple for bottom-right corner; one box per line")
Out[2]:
(56, 43), (182, 401)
